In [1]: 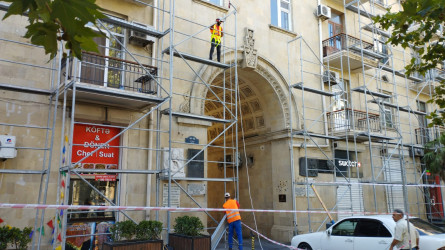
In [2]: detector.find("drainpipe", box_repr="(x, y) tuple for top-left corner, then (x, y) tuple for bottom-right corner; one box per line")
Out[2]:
(145, 0), (158, 219)
(318, 0), (329, 145)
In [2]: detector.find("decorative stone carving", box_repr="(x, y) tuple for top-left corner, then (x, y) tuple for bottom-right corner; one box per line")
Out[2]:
(242, 28), (258, 69)
(162, 147), (185, 178)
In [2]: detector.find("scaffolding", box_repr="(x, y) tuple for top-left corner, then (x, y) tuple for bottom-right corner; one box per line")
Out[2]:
(287, 0), (444, 235)
(0, 0), (238, 249)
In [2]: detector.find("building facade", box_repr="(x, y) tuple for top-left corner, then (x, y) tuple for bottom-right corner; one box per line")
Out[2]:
(0, 0), (444, 248)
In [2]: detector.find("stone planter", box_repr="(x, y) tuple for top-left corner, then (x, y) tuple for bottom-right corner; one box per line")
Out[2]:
(168, 234), (211, 250)
(103, 239), (163, 250)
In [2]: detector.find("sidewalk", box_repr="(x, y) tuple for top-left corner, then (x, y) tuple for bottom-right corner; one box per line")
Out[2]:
(215, 237), (291, 250)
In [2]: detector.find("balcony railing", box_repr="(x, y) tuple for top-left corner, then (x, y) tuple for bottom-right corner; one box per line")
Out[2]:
(414, 126), (445, 145)
(63, 52), (158, 94)
(327, 109), (383, 132)
(322, 33), (374, 57)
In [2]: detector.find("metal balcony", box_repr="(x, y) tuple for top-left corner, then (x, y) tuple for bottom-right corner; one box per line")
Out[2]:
(322, 33), (380, 71)
(409, 68), (442, 95)
(61, 52), (164, 110)
(326, 109), (397, 141)
(414, 126), (445, 145)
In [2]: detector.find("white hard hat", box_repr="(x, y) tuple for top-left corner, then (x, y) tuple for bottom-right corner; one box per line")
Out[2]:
(224, 192), (230, 198)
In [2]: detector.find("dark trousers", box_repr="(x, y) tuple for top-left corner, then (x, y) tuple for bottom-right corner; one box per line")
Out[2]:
(228, 219), (242, 250)
(209, 38), (221, 62)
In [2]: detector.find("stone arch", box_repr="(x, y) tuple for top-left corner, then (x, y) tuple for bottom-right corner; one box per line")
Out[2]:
(185, 50), (299, 130)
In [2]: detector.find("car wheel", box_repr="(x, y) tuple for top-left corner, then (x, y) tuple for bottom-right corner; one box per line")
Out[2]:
(298, 243), (312, 250)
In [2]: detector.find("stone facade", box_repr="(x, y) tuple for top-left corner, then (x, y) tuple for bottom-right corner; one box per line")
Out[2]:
(0, 0), (443, 248)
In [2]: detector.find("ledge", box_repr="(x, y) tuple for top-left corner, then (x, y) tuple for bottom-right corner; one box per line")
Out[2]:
(269, 24), (298, 37)
(192, 0), (229, 12)
(177, 117), (213, 127)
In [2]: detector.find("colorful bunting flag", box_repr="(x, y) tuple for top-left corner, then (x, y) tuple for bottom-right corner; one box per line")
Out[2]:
(52, 228), (55, 235)
(47, 219), (54, 230)
(37, 226), (45, 236)
(56, 245), (62, 250)
(60, 191), (64, 199)
(60, 209), (63, 217)
(65, 135), (68, 142)
(57, 215), (62, 229)
(29, 230), (34, 239)
(0, 217), (3, 224)
(57, 233), (62, 242)
(61, 180), (65, 188)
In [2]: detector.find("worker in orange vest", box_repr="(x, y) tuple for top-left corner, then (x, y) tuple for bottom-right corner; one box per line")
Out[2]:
(223, 192), (243, 250)
(209, 18), (224, 62)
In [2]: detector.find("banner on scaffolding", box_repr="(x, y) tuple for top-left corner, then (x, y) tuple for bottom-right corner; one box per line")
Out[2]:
(71, 124), (120, 179)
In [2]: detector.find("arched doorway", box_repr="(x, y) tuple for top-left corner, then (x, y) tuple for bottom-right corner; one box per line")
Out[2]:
(197, 55), (295, 241)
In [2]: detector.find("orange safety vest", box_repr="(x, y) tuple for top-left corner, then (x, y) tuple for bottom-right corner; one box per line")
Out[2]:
(223, 199), (241, 223)
(210, 24), (223, 43)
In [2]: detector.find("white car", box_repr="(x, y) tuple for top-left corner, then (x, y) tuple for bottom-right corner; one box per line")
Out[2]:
(291, 215), (445, 250)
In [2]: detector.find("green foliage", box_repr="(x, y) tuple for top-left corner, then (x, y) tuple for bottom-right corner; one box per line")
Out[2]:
(110, 220), (137, 241)
(2, 0), (106, 60)
(136, 220), (163, 240)
(373, 0), (445, 126)
(0, 226), (13, 250)
(424, 134), (445, 181)
(173, 216), (204, 237)
(0, 226), (32, 250)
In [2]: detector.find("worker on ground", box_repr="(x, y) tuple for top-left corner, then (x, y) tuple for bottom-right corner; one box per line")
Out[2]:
(209, 18), (224, 62)
(390, 209), (420, 250)
(223, 192), (242, 250)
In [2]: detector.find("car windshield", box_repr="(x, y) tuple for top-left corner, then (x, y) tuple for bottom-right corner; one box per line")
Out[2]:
(410, 218), (445, 235)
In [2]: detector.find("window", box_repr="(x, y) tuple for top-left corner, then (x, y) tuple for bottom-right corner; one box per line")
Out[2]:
(380, 90), (394, 129)
(271, 0), (291, 30)
(331, 219), (358, 236)
(80, 21), (126, 89)
(332, 79), (349, 111)
(206, 0), (223, 6)
(354, 219), (392, 237)
(328, 13), (343, 50)
(68, 179), (117, 220)
(417, 101), (427, 128)
(375, 36), (389, 63)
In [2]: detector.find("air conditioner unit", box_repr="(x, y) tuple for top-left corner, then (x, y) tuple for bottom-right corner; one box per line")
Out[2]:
(0, 135), (17, 159)
(323, 70), (339, 85)
(409, 147), (424, 157)
(317, 4), (331, 20)
(129, 24), (155, 47)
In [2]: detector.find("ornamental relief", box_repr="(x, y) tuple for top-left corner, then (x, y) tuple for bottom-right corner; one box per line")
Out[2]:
(242, 28), (258, 69)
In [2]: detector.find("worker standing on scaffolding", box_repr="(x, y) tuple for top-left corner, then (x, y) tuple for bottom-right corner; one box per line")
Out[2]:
(209, 18), (224, 62)
(223, 192), (243, 250)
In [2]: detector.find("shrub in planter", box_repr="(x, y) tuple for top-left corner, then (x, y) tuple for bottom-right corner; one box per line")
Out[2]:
(110, 220), (137, 241)
(0, 226), (12, 250)
(0, 226), (32, 250)
(169, 216), (210, 250)
(105, 220), (163, 250)
(10, 227), (32, 250)
(173, 215), (204, 236)
(136, 220), (163, 240)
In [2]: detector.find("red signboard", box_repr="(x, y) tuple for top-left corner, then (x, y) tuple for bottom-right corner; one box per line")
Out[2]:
(95, 175), (117, 181)
(71, 124), (120, 171)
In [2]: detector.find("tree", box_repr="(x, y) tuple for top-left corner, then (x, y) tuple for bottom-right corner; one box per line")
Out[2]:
(373, 0), (445, 181)
(2, 0), (105, 60)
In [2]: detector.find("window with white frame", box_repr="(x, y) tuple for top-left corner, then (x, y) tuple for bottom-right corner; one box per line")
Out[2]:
(271, 0), (292, 30)
(206, 0), (223, 6)
(380, 90), (394, 129)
